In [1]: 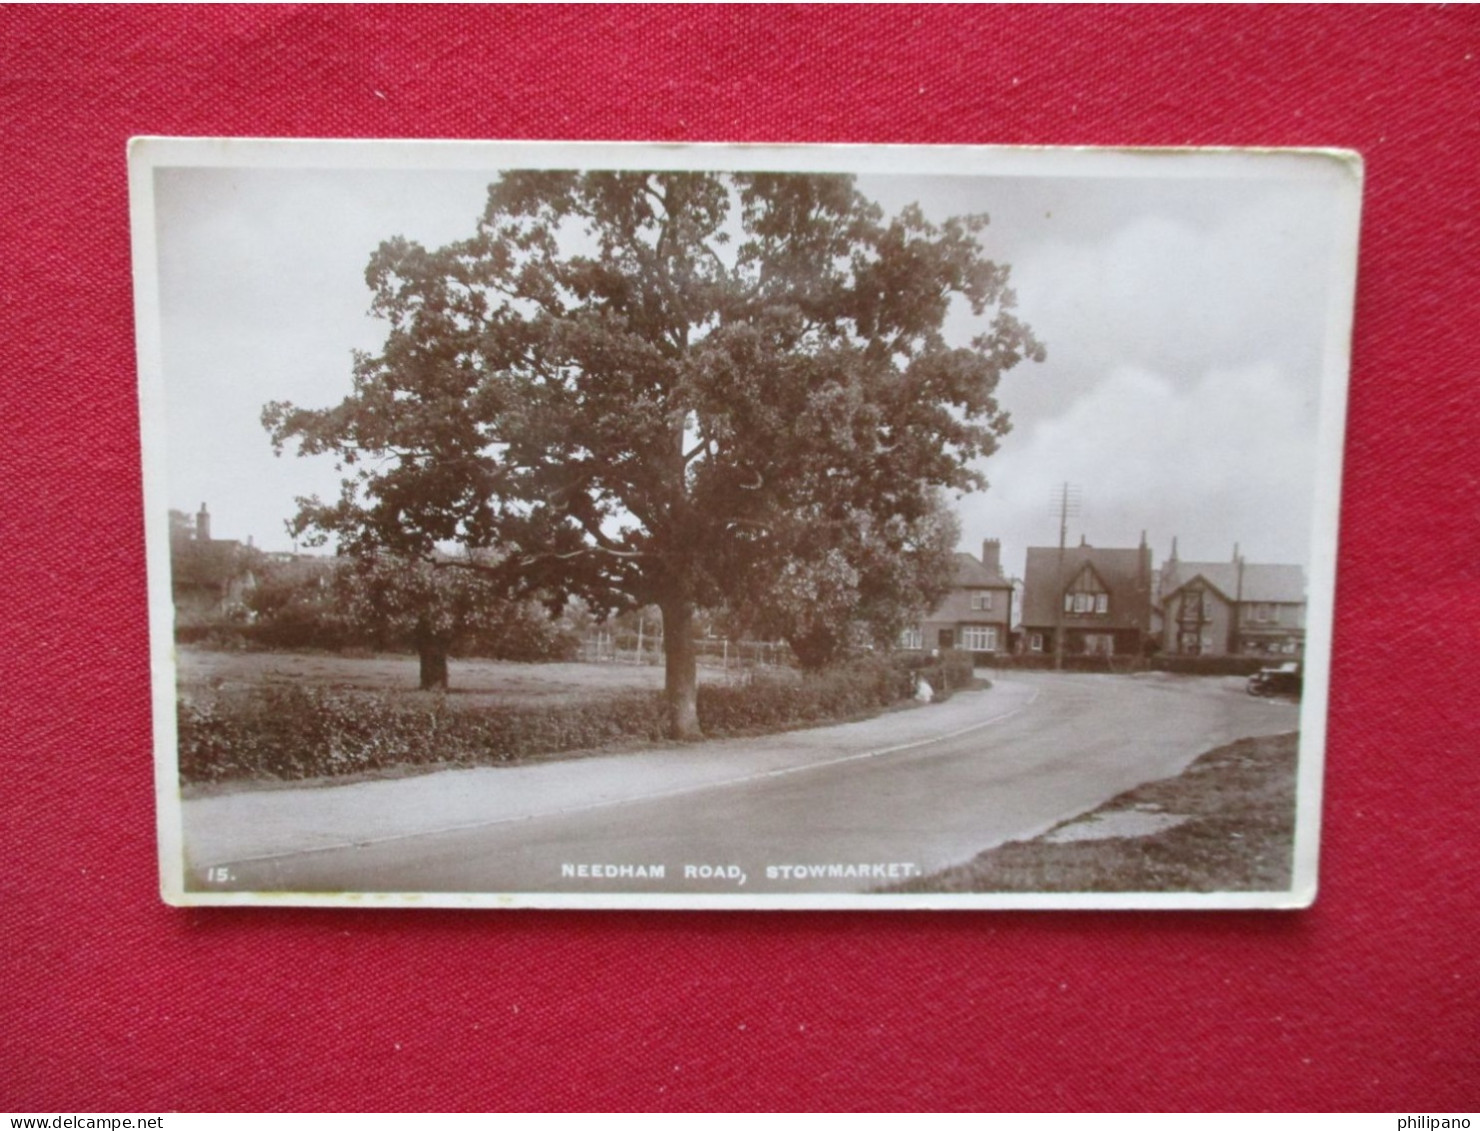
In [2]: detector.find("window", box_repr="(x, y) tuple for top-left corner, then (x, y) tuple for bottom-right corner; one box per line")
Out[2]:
(899, 627), (922, 650)
(1180, 589), (1207, 625)
(970, 592), (993, 611)
(1247, 602), (1278, 625)
(1030, 633), (1043, 652)
(961, 626), (998, 652)
(1065, 591), (1107, 616)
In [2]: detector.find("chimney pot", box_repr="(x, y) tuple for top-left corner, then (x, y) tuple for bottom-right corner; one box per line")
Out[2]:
(981, 538), (1001, 574)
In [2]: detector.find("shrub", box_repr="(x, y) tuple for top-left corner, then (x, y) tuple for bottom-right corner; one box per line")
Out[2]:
(975, 652), (1275, 676)
(697, 661), (901, 735)
(892, 648), (976, 700)
(1151, 655), (1271, 677)
(178, 685), (669, 785)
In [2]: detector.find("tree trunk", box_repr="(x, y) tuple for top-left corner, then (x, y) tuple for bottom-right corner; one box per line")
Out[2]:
(418, 640), (450, 691)
(660, 598), (702, 740)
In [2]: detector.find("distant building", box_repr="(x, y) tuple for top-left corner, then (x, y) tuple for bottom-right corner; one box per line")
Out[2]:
(1158, 542), (1306, 657)
(1020, 534), (1155, 657)
(902, 539), (1015, 658)
(169, 503), (259, 626)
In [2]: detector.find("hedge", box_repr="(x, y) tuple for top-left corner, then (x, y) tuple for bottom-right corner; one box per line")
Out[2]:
(1149, 655), (1274, 676)
(698, 664), (898, 735)
(178, 655), (969, 785)
(178, 686), (669, 784)
(893, 649), (977, 698)
(977, 653), (1276, 676)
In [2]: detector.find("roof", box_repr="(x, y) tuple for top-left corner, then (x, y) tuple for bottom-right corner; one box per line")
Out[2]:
(952, 551), (1010, 588)
(172, 536), (254, 591)
(1021, 544), (1151, 629)
(1159, 561), (1305, 605)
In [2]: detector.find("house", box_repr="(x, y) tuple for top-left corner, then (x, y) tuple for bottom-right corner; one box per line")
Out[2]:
(169, 503), (259, 626)
(1158, 542), (1305, 657)
(902, 539), (1015, 658)
(1020, 534), (1155, 658)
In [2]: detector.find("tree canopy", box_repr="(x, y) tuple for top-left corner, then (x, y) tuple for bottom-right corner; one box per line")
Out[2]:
(241, 552), (577, 684)
(330, 551), (577, 689)
(265, 170), (1043, 736)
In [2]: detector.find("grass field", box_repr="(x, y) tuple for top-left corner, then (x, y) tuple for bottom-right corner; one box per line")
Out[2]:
(176, 647), (754, 708)
(894, 730), (1299, 893)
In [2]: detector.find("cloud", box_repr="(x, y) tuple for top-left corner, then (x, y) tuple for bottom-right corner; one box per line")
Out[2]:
(959, 362), (1318, 576)
(155, 168), (493, 549)
(994, 186), (1334, 433)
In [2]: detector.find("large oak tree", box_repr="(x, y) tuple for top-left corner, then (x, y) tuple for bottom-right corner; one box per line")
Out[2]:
(265, 171), (1042, 738)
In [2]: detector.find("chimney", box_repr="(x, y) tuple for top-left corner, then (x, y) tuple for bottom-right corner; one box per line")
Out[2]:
(1138, 530), (1152, 621)
(981, 538), (1001, 575)
(196, 502), (211, 543)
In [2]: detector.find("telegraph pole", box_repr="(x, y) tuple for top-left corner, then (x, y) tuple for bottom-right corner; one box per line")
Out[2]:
(1231, 543), (1245, 656)
(1051, 482), (1081, 671)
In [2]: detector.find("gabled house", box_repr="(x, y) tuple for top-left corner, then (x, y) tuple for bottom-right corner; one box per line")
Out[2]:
(1158, 544), (1305, 657)
(902, 539), (1015, 658)
(1020, 534), (1155, 658)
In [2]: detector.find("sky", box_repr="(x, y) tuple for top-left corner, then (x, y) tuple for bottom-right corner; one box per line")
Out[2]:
(150, 154), (1350, 581)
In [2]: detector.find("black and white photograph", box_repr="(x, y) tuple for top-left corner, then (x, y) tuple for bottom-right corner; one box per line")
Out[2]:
(132, 139), (1359, 909)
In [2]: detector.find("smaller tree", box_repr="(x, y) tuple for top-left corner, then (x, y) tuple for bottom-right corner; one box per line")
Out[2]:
(243, 555), (342, 650)
(332, 552), (572, 690)
(724, 494), (961, 670)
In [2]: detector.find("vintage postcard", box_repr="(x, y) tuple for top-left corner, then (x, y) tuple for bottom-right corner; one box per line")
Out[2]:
(131, 139), (1360, 909)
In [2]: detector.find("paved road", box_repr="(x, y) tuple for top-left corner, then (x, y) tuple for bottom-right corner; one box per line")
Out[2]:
(184, 672), (1298, 895)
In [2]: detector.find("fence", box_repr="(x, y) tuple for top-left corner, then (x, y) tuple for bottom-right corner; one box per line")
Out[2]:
(579, 633), (793, 672)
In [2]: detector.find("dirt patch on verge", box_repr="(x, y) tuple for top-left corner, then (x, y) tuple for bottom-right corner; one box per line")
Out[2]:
(893, 731), (1299, 893)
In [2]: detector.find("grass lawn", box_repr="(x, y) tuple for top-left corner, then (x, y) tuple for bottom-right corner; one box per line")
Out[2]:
(894, 730), (1300, 894)
(175, 647), (750, 708)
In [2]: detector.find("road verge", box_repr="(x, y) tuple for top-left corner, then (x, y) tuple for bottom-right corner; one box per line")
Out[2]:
(892, 730), (1299, 894)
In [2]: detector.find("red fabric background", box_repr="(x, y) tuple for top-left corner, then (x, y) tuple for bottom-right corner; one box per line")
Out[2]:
(1, 4), (1476, 1113)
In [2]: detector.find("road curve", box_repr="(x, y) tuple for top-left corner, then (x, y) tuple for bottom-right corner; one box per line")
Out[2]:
(185, 672), (1298, 895)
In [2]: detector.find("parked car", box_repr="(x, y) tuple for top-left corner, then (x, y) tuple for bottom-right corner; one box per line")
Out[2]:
(1248, 661), (1302, 698)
